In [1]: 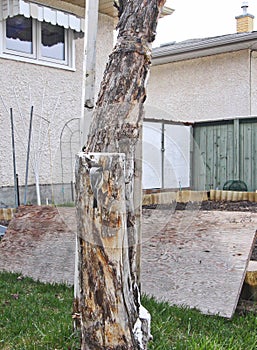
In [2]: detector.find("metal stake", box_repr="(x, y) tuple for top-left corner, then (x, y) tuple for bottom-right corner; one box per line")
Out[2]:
(24, 106), (33, 204)
(10, 108), (18, 208)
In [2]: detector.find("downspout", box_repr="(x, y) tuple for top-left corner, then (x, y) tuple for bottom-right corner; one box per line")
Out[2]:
(250, 49), (252, 116)
(161, 122), (165, 188)
(249, 48), (257, 116)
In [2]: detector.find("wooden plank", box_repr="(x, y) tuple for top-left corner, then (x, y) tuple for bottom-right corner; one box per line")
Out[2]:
(245, 261), (257, 286)
(216, 124), (223, 189)
(221, 124), (228, 188)
(213, 125), (218, 189)
(192, 127), (201, 190)
(241, 260), (257, 301)
(241, 123), (252, 190)
(199, 126), (207, 190)
(234, 119), (240, 180)
(141, 210), (257, 318)
(233, 118), (240, 181)
(1, 207), (256, 319)
(217, 124), (225, 189)
(226, 124), (234, 181)
(252, 123), (257, 190)
(206, 126), (213, 190)
(0, 208), (16, 221)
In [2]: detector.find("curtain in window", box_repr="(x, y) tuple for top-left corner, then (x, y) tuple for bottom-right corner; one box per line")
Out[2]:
(6, 15), (32, 41)
(41, 21), (64, 47)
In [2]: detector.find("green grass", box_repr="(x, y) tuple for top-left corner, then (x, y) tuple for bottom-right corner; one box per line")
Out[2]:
(56, 203), (75, 207)
(0, 272), (257, 349)
(142, 295), (257, 350)
(0, 272), (79, 350)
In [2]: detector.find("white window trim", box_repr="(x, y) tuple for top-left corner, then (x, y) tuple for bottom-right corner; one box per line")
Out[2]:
(0, 16), (76, 70)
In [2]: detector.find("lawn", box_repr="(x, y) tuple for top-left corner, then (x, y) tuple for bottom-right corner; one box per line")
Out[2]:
(0, 271), (256, 349)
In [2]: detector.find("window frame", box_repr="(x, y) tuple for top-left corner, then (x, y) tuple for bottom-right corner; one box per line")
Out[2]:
(38, 21), (68, 65)
(3, 15), (36, 59)
(0, 15), (75, 70)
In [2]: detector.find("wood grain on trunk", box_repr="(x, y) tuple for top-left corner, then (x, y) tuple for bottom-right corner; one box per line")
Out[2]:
(75, 1), (166, 349)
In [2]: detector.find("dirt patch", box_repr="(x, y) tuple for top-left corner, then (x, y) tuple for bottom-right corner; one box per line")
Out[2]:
(178, 200), (257, 212)
(144, 200), (257, 212)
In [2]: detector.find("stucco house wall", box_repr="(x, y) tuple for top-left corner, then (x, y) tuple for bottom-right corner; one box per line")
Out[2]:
(0, 10), (114, 205)
(144, 39), (257, 191)
(146, 50), (252, 122)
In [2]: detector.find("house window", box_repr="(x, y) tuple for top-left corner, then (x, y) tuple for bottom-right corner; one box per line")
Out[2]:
(41, 22), (65, 61)
(2, 15), (74, 68)
(6, 15), (33, 54)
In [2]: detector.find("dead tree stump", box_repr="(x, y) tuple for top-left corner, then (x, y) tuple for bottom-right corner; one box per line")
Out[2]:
(75, 1), (166, 349)
(75, 153), (151, 349)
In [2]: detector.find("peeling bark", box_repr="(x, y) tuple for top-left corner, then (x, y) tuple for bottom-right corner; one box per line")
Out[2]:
(75, 1), (166, 349)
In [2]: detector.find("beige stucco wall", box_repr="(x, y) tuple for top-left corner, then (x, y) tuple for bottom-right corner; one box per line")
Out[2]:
(146, 50), (251, 122)
(0, 13), (113, 191)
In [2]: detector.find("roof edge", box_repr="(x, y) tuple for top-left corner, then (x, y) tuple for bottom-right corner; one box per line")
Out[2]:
(152, 31), (257, 64)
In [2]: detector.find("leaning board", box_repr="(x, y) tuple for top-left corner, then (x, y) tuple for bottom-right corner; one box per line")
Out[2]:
(141, 210), (257, 318)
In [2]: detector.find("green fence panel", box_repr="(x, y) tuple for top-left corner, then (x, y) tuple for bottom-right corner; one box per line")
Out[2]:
(193, 119), (257, 192)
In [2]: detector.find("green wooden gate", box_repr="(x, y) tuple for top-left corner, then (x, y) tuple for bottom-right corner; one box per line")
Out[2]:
(192, 118), (257, 192)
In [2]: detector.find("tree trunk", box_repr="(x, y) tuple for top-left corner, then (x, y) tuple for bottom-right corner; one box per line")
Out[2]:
(75, 1), (166, 349)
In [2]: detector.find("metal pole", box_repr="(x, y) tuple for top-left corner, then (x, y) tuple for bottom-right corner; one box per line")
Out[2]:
(35, 174), (41, 206)
(10, 108), (18, 208)
(24, 106), (33, 204)
(71, 181), (74, 202)
(16, 174), (20, 206)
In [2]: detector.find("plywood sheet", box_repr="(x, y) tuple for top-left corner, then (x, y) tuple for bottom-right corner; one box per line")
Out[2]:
(1, 206), (256, 318)
(141, 210), (257, 318)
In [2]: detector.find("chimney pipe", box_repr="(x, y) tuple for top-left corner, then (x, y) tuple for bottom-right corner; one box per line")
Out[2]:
(242, 1), (248, 15)
(235, 1), (254, 33)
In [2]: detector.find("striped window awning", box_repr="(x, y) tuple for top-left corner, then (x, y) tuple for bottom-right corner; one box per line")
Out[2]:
(0, 0), (84, 32)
